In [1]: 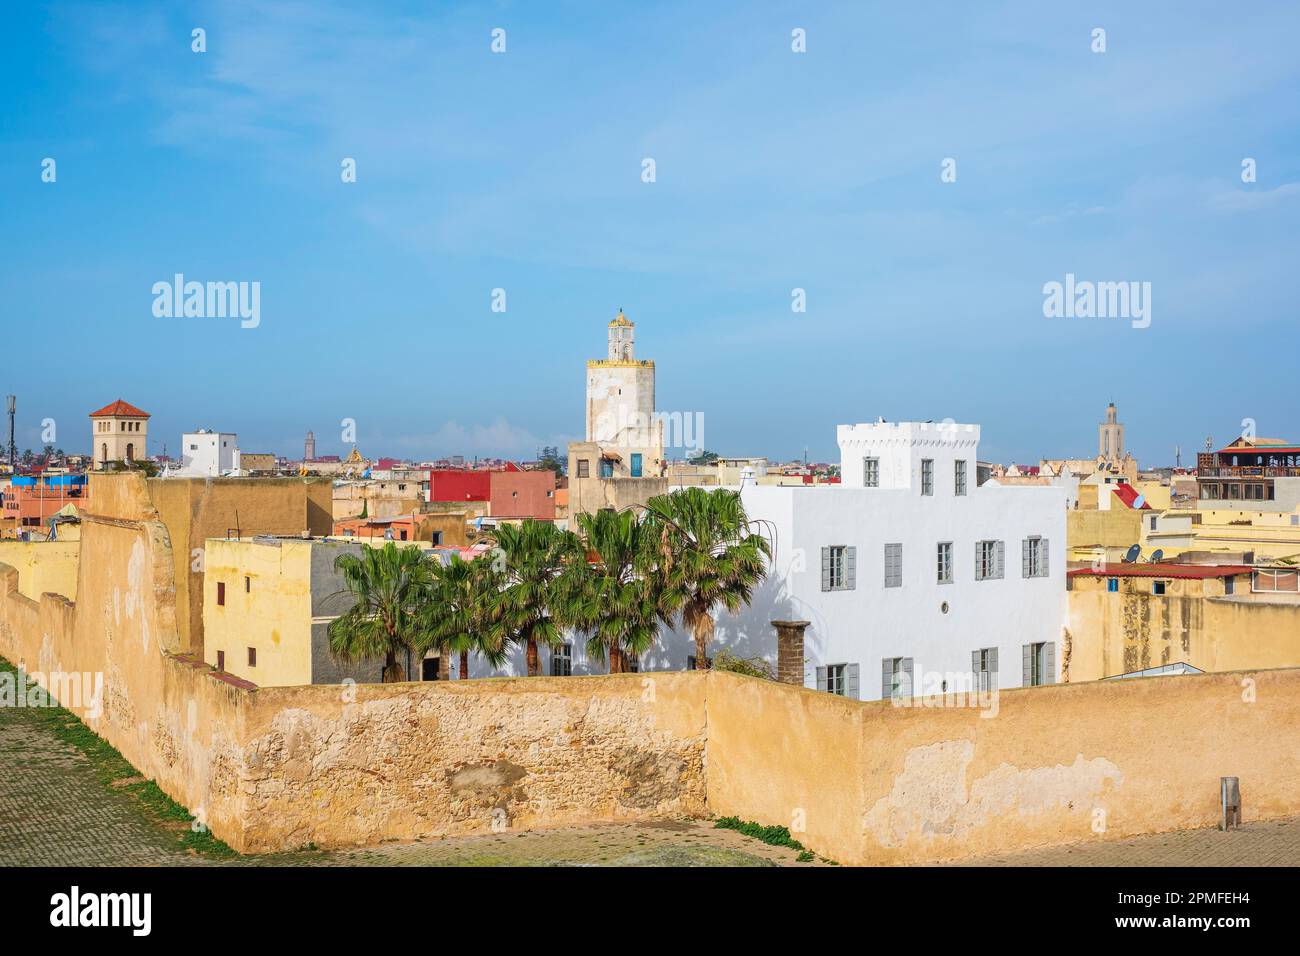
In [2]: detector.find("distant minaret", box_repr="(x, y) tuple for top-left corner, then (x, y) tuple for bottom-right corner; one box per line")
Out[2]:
(304, 430), (316, 461)
(1099, 402), (1124, 465)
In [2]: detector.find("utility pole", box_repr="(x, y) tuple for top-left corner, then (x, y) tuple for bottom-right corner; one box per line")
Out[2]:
(5, 395), (15, 470)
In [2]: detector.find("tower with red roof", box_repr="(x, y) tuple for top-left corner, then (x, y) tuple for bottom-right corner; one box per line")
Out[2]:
(89, 399), (151, 470)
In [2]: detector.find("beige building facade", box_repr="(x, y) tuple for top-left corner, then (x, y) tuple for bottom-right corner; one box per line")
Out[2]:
(89, 399), (150, 469)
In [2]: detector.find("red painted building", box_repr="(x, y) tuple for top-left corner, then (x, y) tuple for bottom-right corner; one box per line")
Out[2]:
(428, 466), (556, 519)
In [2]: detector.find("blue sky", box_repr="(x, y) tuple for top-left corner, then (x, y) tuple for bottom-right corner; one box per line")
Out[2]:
(2, 1), (1298, 465)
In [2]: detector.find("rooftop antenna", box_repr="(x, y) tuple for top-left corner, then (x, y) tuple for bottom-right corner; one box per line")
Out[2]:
(1175, 445), (1181, 469)
(5, 395), (15, 470)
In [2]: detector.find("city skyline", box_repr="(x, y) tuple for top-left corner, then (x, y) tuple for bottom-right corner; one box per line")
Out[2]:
(3, 1), (1298, 464)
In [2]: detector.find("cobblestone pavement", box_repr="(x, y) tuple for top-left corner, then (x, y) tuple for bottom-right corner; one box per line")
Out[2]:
(0, 711), (184, 866)
(5, 696), (1296, 866)
(951, 816), (1300, 867)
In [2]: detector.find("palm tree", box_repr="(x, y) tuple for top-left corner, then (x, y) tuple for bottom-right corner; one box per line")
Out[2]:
(575, 508), (666, 673)
(489, 520), (584, 676)
(643, 487), (771, 670)
(417, 554), (505, 678)
(327, 542), (434, 682)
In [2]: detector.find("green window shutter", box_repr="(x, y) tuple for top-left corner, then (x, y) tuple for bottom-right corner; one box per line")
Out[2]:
(846, 546), (857, 590)
(846, 663), (860, 699)
(1022, 644), (1033, 686)
(820, 547), (831, 591)
(1045, 642), (1056, 684)
(816, 666), (828, 691)
(1022, 538), (1031, 578)
(881, 657), (893, 699)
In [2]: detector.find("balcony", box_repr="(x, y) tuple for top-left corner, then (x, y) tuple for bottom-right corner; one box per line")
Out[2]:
(1198, 467), (1300, 479)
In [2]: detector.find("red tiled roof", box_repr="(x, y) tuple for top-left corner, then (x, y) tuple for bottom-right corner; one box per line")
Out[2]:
(1070, 563), (1253, 579)
(89, 399), (150, 419)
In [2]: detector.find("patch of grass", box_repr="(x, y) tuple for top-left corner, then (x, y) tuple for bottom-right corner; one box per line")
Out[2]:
(0, 654), (239, 859)
(796, 850), (815, 863)
(713, 815), (805, 851)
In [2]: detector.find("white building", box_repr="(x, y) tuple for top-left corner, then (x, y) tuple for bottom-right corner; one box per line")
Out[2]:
(179, 430), (240, 477)
(475, 419), (1069, 698)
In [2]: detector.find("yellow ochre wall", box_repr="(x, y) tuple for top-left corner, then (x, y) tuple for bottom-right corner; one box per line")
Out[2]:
(1067, 577), (1300, 682)
(0, 541), (80, 600)
(88, 473), (334, 658)
(203, 538), (314, 687)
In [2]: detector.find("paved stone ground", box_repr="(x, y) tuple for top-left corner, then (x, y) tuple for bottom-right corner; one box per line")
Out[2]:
(0, 710), (185, 866)
(244, 820), (820, 867)
(4, 694), (1296, 867)
(951, 816), (1300, 867)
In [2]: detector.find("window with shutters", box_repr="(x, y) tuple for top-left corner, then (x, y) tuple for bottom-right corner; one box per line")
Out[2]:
(825, 664), (846, 695)
(884, 543), (903, 587)
(973, 647), (998, 692)
(577, 459), (590, 478)
(863, 457), (880, 487)
(816, 662), (859, 698)
(882, 657), (913, 700)
(1023, 536), (1048, 577)
(821, 545), (855, 591)
(975, 540), (1002, 580)
(955, 459), (967, 496)
(1107, 576), (1119, 592)
(1023, 641), (1055, 686)
(551, 643), (572, 676)
(921, 459), (934, 496)
(936, 542), (953, 584)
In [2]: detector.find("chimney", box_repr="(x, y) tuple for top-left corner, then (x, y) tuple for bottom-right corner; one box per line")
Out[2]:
(772, 620), (810, 686)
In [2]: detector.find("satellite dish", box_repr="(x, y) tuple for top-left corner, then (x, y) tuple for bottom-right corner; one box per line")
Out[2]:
(1150, 549), (1164, 563)
(1122, 544), (1141, 563)
(1133, 494), (1146, 509)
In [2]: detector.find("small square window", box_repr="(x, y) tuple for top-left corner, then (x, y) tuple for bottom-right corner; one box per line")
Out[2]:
(1153, 580), (1167, 596)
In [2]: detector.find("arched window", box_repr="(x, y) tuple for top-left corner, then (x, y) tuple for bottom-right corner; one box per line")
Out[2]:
(125, 442), (134, 463)
(101, 443), (108, 464)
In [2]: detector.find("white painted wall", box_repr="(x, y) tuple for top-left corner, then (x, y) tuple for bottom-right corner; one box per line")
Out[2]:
(180, 431), (239, 477)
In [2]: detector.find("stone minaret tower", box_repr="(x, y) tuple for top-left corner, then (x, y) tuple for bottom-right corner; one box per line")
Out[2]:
(304, 430), (316, 461)
(585, 310), (662, 459)
(1099, 402), (1124, 464)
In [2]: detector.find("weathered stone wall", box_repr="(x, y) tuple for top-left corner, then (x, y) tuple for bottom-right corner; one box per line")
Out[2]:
(707, 667), (1300, 865)
(1067, 586), (1300, 681)
(238, 675), (707, 852)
